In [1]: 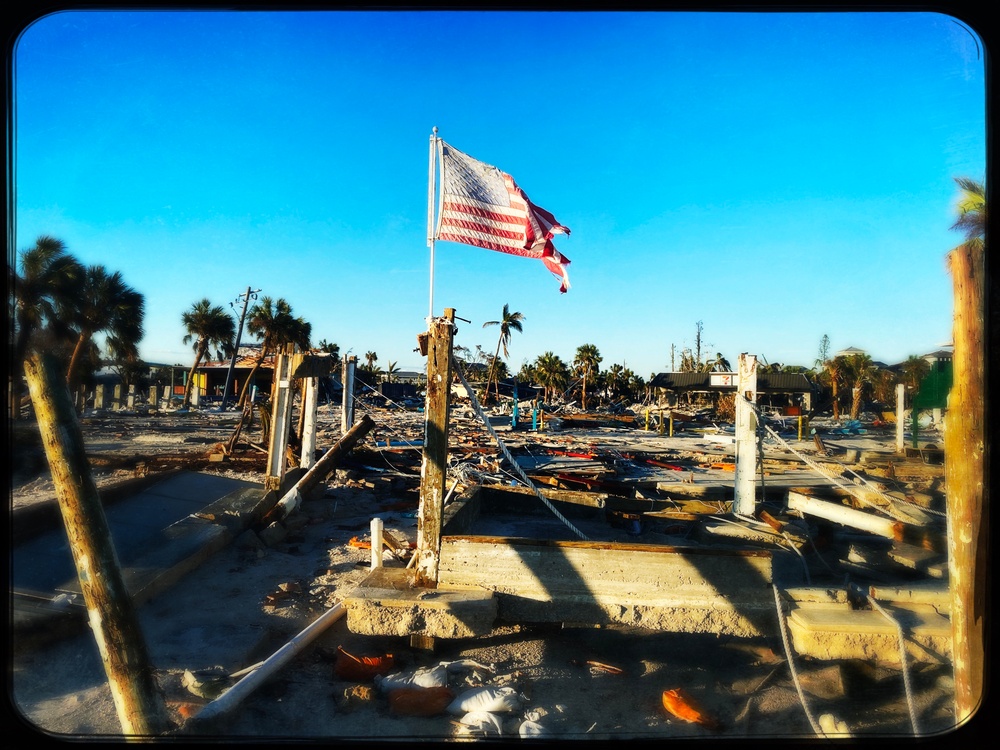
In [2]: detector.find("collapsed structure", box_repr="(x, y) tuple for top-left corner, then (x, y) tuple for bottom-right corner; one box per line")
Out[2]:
(324, 311), (950, 677)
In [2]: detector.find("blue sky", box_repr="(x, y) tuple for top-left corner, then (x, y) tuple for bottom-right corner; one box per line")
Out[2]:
(12, 9), (986, 378)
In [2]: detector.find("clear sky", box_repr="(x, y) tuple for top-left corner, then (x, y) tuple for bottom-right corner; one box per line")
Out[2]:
(12, 9), (987, 379)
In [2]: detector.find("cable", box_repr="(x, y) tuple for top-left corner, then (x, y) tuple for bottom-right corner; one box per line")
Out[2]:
(452, 357), (590, 541)
(772, 585), (824, 737)
(867, 595), (922, 735)
(745, 399), (943, 522)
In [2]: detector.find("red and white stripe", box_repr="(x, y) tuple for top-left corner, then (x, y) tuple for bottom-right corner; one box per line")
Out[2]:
(436, 141), (571, 292)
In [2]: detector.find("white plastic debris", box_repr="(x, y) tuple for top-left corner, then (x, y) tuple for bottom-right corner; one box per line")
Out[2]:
(458, 710), (504, 736)
(518, 719), (549, 738)
(375, 663), (449, 693)
(447, 686), (522, 715)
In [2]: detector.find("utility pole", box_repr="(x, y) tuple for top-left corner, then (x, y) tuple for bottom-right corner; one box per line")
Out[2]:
(220, 286), (260, 411)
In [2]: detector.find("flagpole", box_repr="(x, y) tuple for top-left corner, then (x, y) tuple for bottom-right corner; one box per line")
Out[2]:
(427, 126), (439, 320)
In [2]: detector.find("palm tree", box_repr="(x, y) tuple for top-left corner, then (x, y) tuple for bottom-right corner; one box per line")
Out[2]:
(10, 236), (84, 418)
(533, 351), (568, 402)
(842, 353), (877, 420)
(384, 360), (399, 383)
(702, 352), (731, 373)
(317, 339), (341, 372)
(483, 304), (525, 402)
(824, 355), (848, 419)
(363, 351), (378, 372)
(181, 299), (236, 409)
(901, 355), (931, 405)
(64, 265), (145, 389)
(605, 363), (627, 402)
(573, 344), (602, 410)
(951, 177), (986, 251)
(236, 297), (311, 407)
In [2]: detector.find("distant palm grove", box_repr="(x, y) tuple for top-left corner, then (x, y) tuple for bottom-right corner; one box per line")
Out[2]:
(10, 177), (983, 421)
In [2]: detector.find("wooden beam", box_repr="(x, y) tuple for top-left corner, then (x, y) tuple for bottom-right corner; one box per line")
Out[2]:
(416, 309), (455, 586)
(265, 346), (298, 490)
(945, 238), (988, 723)
(265, 414), (376, 524)
(24, 351), (171, 736)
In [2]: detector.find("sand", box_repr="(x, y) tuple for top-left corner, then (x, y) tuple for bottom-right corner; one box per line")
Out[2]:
(8, 404), (964, 742)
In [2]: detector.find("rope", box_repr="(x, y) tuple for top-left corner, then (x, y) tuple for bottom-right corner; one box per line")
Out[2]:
(744, 399), (943, 522)
(452, 357), (590, 541)
(867, 595), (922, 735)
(772, 585), (824, 737)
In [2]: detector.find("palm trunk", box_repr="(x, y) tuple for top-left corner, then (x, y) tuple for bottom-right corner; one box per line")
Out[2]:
(851, 385), (863, 420)
(488, 338), (503, 403)
(182, 343), (208, 409)
(66, 330), (91, 389)
(237, 354), (265, 408)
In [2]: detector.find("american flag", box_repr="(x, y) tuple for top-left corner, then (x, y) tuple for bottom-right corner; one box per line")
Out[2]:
(436, 141), (572, 293)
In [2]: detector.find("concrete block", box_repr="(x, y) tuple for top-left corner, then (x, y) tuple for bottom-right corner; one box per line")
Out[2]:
(342, 567), (497, 639)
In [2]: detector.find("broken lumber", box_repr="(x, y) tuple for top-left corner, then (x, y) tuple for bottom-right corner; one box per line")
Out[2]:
(24, 351), (171, 735)
(265, 415), (376, 523)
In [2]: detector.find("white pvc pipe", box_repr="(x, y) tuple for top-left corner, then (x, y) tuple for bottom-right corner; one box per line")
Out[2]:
(193, 603), (346, 722)
(787, 491), (903, 539)
(370, 517), (384, 570)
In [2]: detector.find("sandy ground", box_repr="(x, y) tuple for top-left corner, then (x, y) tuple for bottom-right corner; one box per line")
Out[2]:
(7, 404), (967, 742)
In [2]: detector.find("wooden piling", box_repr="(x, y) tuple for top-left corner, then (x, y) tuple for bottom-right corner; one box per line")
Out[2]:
(945, 240), (987, 725)
(416, 308), (455, 586)
(23, 351), (171, 737)
(265, 345), (298, 491)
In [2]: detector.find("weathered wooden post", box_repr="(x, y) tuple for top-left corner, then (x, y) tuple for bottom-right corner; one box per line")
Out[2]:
(416, 308), (455, 586)
(23, 351), (171, 736)
(341, 355), (356, 436)
(95, 384), (106, 410)
(300, 376), (319, 470)
(734, 353), (759, 517)
(265, 345), (299, 491)
(896, 383), (906, 453)
(945, 240), (987, 725)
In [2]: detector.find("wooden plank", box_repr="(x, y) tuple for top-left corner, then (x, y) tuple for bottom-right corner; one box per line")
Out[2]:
(480, 483), (608, 509)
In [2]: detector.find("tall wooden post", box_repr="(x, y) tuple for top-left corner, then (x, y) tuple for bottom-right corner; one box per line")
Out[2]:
(23, 352), (170, 736)
(300, 376), (318, 469)
(896, 383), (906, 453)
(945, 242), (988, 725)
(341, 355), (356, 436)
(734, 353), (759, 517)
(265, 345), (298, 491)
(416, 308), (455, 586)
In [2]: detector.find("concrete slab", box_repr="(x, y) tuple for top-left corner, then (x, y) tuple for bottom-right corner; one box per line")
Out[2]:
(10, 471), (266, 648)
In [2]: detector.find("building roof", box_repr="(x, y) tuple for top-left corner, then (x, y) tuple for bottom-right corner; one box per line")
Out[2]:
(650, 371), (813, 392)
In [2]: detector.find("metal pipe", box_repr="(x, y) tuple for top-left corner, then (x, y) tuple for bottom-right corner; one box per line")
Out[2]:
(192, 603), (346, 723)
